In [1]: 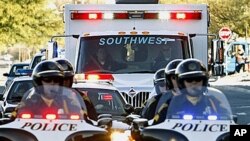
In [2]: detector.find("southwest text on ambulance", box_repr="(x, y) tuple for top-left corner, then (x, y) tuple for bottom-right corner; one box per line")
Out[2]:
(99, 37), (169, 45)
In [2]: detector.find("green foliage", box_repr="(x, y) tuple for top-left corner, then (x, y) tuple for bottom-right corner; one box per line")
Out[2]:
(209, 0), (250, 37)
(0, 0), (63, 49)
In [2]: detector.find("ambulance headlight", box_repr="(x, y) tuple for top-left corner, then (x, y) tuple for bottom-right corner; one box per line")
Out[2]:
(111, 131), (133, 141)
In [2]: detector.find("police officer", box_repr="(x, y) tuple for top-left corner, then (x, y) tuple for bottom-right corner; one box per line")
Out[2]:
(152, 59), (183, 124)
(17, 60), (80, 115)
(167, 58), (229, 118)
(53, 58), (98, 121)
(139, 68), (165, 120)
(140, 59), (182, 121)
(152, 68), (167, 95)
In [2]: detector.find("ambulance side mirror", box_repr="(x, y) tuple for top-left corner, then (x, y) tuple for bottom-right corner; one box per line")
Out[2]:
(211, 39), (224, 76)
(211, 39), (224, 64)
(47, 41), (58, 60)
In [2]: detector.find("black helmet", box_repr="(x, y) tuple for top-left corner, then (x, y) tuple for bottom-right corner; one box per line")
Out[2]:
(53, 58), (74, 77)
(175, 58), (209, 94)
(153, 68), (166, 94)
(53, 58), (75, 87)
(153, 68), (165, 84)
(32, 60), (64, 87)
(164, 59), (183, 89)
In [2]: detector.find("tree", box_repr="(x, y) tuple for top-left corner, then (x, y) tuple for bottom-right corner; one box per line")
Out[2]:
(0, 0), (63, 54)
(208, 0), (250, 37)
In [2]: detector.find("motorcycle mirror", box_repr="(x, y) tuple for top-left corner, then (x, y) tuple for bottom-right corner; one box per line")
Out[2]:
(97, 117), (112, 131)
(132, 118), (148, 129)
(211, 39), (224, 76)
(124, 104), (134, 114)
(233, 114), (238, 124)
(98, 114), (112, 119)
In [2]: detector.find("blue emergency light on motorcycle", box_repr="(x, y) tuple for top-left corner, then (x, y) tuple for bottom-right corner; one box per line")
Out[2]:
(182, 114), (218, 120)
(183, 114), (193, 120)
(207, 115), (218, 120)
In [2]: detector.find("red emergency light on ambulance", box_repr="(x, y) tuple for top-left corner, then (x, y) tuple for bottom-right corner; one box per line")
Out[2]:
(49, 1), (224, 108)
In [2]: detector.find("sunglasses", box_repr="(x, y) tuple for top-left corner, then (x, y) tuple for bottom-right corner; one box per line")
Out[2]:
(158, 81), (165, 87)
(42, 77), (61, 83)
(184, 77), (203, 83)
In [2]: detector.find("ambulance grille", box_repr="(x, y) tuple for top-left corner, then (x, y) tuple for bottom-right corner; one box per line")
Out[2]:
(121, 92), (150, 108)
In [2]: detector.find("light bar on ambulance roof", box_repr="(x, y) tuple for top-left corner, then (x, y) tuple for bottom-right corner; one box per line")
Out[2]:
(71, 11), (201, 20)
(170, 12), (201, 20)
(71, 12), (102, 20)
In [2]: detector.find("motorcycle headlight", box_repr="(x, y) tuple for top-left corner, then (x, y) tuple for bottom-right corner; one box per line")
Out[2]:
(111, 131), (134, 141)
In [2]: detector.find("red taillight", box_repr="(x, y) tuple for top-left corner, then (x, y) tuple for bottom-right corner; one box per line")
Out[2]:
(70, 114), (80, 120)
(71, 13), (103, 20)
(170, 12), (201, 20)
(46, 114), (56, 120)
(21, 113), (32, 119)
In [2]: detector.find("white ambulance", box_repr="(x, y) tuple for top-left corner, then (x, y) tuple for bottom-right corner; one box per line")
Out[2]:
(50, 1), (223, 107)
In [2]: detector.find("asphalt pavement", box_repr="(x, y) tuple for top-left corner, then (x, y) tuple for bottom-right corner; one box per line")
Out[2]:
(210, 72), (250, 125)
(210, 72), (250, 86)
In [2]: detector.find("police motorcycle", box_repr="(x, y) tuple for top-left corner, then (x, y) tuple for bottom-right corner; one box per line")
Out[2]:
(131, 86), (235, 141)
(0, 85), (111, 141)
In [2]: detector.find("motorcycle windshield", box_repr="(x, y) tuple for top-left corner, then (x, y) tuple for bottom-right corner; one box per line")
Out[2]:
(166, 86), (233, 121)
(17, 85), (84, 120)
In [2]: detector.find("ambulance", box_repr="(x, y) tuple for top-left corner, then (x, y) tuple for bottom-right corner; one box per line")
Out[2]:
(49, 0), (223, 107)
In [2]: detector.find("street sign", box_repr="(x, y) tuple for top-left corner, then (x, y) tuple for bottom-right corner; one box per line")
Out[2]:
(219, 27), (232, 41)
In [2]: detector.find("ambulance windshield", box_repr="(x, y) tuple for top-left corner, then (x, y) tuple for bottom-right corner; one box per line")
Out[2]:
(17, 85), (84, 120)
(166, 86), (233, 121)
(76, 35), (190, 74)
